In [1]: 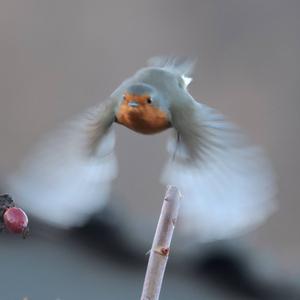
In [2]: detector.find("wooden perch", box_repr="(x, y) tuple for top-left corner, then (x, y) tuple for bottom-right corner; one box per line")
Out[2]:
(140, 185), (181, 300)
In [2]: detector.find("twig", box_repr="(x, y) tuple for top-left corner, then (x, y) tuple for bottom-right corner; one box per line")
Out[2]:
(140, 185), (181, 300)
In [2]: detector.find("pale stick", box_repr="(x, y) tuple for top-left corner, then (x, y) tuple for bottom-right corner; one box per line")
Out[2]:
(140, 185), (181, 300)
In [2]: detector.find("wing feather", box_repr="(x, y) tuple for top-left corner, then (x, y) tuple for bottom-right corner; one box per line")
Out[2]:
(5, 99), (118, 228)
(162, 99), (277, 241)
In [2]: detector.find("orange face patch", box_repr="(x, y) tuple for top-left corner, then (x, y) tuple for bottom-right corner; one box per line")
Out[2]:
(116, 93), (171, 134)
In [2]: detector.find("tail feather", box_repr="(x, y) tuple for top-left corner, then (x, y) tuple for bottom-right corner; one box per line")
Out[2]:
(147, 56), (196, 77)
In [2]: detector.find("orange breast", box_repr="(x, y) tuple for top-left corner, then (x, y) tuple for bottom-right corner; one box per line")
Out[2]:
(116, 96), (171, 134)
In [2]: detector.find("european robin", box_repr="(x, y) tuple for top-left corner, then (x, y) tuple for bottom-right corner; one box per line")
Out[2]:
(7, 57), (276, 242)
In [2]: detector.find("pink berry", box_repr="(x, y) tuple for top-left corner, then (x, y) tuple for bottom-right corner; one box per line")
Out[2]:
(3, 207), (28, 234)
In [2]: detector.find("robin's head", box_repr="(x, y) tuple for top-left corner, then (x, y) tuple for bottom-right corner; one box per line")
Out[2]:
(115, 83), (171, 134)
(123, 84), (156, 108)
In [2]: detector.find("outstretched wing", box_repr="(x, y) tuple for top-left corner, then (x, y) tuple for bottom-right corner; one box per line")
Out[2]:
(6, 99), (118, 228)
(162, 99), (277, 242)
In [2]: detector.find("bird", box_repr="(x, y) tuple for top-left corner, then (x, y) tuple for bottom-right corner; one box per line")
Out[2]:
(6, 57), (277, 243)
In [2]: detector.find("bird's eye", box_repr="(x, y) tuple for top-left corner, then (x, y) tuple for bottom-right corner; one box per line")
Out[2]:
(147, 97), (152, 104)
(123, 95), (126, 100)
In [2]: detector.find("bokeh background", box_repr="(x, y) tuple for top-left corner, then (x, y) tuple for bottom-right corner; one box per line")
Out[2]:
(0, 0), (300, 299)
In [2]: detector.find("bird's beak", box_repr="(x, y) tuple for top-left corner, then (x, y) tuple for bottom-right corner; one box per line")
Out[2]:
(128, 101), (139, 107)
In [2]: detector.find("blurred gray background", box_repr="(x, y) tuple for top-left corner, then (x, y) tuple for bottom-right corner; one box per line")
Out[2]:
(0, 0), (300, 299)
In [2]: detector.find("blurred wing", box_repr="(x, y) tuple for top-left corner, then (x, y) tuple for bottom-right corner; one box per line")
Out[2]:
(162, 101), (277, 242)
(6, 99), (118, 228)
